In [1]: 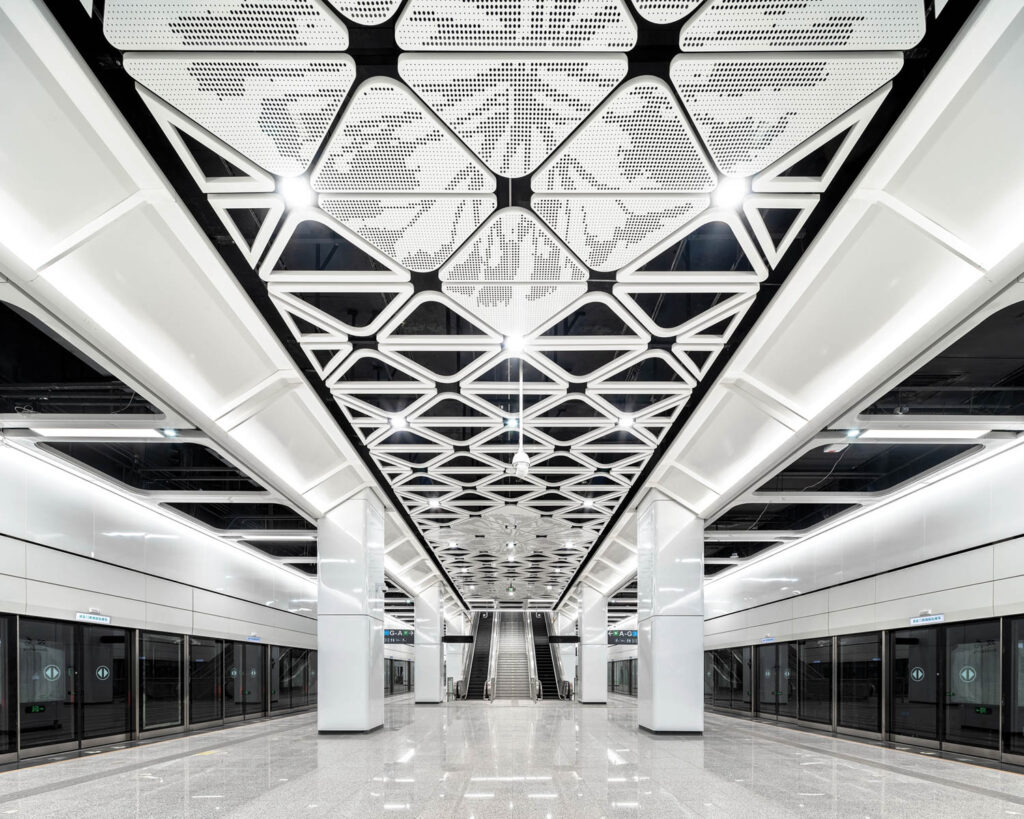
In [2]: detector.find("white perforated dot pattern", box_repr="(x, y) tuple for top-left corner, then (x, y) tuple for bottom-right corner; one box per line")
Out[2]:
(398, 55), (628, 179)
(104, 0), (349, 50)
(396, 0), (638, 51)
(532, 78), (717, 193)
(631, 0), (703, 24)
(318, 196), (497, 272)
(325, 0), (403, 24)
(532, 195), (709, 271)
(439, 209), (588, 334)
(670, 53), (902, 176)
(125, 54), (356, 176)
(679, 0), (926, 51)
(311, 78), (494, 193)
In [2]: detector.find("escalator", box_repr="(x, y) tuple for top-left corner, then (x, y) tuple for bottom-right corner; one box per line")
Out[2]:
(466, 612), (494, 700)
(530, 612), (558, 699)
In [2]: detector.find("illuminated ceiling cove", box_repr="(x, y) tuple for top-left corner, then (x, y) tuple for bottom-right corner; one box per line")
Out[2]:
(51, 0), (962, 605)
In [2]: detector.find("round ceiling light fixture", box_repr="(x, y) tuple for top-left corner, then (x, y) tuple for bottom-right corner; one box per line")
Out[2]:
(390, 415), (408, 429)
(503, 335), (525, 354)
(712, 176), (748, 209)
(278, 176), (316, 209)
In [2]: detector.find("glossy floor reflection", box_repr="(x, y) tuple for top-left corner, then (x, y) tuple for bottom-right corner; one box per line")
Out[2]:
(4, 696), (1024, 817)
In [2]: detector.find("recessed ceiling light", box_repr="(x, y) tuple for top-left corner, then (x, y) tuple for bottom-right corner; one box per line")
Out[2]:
(29, 427), (162, 439)
(617, 416), (634, 428)
(428, 499), (440, 508)
(391, 415), (408, 429)
(505, 417), (519, 428)
(712, 176), (748, 209)
(448, 541), (457, 548)
(506, 541), (515, 549)
(581, 499), (594, 508)
(503, 335), (525, 354)
(861, 428), (989, 440)
(159, 428), (180, 438)
(278, 176), (316, 209)
(845, 428), (862, 438)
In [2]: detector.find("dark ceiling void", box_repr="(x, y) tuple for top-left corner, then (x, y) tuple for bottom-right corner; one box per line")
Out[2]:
(756, 442), (979, 494)
(704, 540), (778, 560)
(162, 502), (314, 531)
(707, 502), (858, 532)
(385, 579), (414, 623)
(608, 579), (637, 617)
(0, 302), (158, 416)
(865, 301), (1024, 416)
(290, 563), (318, 575)
(704, 564), (730, 576)
(630, 220), (754, 275)
(40, 441), (264, 493)
(242, 540), (317, 559)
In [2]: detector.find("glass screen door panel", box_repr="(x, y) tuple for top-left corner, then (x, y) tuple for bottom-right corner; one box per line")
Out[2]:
(837, 632), (882, 733)
(778, 642), (799, 719)
(189, 637), (223, 724)
(82, 626), (130, 739)
(20, 618), (77, 749)
(270, 647), (287, 712)
(140, 632), (183, 731)
(757, 645), (778, 717)
(243, 643), (266, 716)
(943, 620), (999, 750)
(308, 652), (317, 707)
(704, 652), (713, 705)
(890, 627), (940, 741)
(0, 617), (15, 753)
(224, 642), (243, 718)
(798, 639), (832, 725)
(1006, 618), (1024, 755)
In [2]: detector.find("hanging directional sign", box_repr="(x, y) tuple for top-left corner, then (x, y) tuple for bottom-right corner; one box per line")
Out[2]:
(960, 666), (977, 683)
(95, 665), (110, 681)
(43, 664), (60, 682)
(910, 666), (925, 683)
(384, 629), (415, 645)
(606, 630), (637, 646)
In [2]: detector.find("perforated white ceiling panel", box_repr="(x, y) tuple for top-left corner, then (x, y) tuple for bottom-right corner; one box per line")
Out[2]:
(630, 0), (702, 24)
(395, 0), (638, 51)
(311, 77), (495, 193)
(104, 0), (350, 50)
(532, 78), (717, 193)
(398, 54), (629, 178)
(125, 53), (356, 177)
(532, 195), (709, 271)
(319, 196), (497, 272)
(670, 53), (902, 177)
(679, 0), (926, 52)
(326, 0), (403, 24)
(440, 208), (588, 335)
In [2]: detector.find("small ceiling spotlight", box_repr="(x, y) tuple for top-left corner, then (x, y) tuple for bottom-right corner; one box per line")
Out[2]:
(159, 428), (179, 438)
(505, 417), (519, 428)
(503, 335), (525, 354)
(712, 176), (748, 209)
(581, 498), (594, 508)
(508, 555), (514, 562)
(461, 567), (468, 573)
(428, 498), (440, 509)
(555, 567), (561, 573)
(506, 541), (515, 549)
(390, 415), (408, 429)
(845, 428), (862, 438)
(617, 416), (634, 428)
(448, 541), (457, 548)
(278, 175), (316, 209)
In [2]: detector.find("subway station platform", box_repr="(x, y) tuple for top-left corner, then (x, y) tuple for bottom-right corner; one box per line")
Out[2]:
(3, 699), (1024, 818)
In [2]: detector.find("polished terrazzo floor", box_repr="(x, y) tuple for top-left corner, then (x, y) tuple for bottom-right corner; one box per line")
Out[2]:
(3, 696), (1024, 817)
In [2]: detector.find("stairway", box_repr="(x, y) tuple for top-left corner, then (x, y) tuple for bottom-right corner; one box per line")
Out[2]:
(495, 612), (531, 699)
(530, 612), (558, 699)
(466, 612), (493, 700)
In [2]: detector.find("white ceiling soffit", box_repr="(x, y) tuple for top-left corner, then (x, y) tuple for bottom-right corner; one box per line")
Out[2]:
(0, 0), (456, 606)
(12, 0), (985, 608)
(579, 0), (1024, 608)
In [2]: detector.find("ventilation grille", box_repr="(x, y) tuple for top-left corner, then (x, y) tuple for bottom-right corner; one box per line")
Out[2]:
(532, 78), (717, 193)
(125, 54), (356, 176)
(104, 0), (350, 50)
(311, 78), (494, 193)
(395, 0), (638, 51)
(440, 209), (588, 335)
(318, 196), (497, 272)
(679, 0), (927, 52)
(398, 55), (628, 178)
(669, 53), (902, 177)
(532, 195), (709, 272)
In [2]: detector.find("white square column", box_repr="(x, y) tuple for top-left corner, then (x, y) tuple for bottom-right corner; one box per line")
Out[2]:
(637, 490), (704, 733)
(577, 581), (608, 704)
(317, 490), (385, 732)
(415, 582), (444, 703)
(444, 611), (469, 689)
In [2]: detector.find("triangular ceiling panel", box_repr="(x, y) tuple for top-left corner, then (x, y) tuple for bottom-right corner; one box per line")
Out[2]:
(753, 82), (893, 193)
(327, 0), (403, 25)
(670, 53), (901, 177)
(613, 283), (758, 337)
(269, 283), (413, 338)
(208, 194), (284, 268)
(395, 0), (638, 50)
(533, 77), (717, 193)
(742, 194), (819, 267)
(311, 77), (494, 194)
(125, 54), (356, 176)
(673, 341), (725, 381)
(398, 54), (628, 178)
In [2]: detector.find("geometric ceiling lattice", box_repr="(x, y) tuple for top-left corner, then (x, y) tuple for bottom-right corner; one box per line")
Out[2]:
(125, 53), (357, 177)
(76, 0), (956, 604)
(669, 53), (903, 177)
(532, 77), (717, 193)
(631, 0), (703, 24)
(395, 0), (638, 51)
(311, 78), (495, 194)
(440, 208), (589, 336)
(398, 55), (629, 178)
(318, 196), (497, 272)
(104, 0), (351, 50)
(327, 0), (403, 25)
(679, 0), (926, 51)
(531, 195), (710, 272)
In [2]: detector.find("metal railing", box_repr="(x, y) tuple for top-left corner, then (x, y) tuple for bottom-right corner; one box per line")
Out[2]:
(547, 612), (571, 701)
(524, 610), (541, 701)
(458, 613), (479, 700)
(484, 609), (500, 702)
